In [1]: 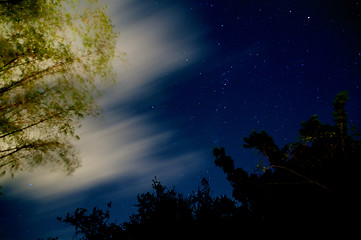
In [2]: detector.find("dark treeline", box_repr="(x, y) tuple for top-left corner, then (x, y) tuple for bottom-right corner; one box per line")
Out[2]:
(55, 178), (257, 240)
(43, 91), (360, 239)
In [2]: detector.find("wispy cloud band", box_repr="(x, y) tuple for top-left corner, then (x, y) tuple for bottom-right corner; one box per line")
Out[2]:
(0, 0), (206, 201)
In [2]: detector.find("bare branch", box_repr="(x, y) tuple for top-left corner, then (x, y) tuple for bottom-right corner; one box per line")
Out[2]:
(266, 165), (334, 193)
(0, 113), (60, 139)
(0, 60), (68, 95)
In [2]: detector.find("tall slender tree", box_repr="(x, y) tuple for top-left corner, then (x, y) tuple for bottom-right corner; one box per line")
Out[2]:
(0, 0), (118, 176)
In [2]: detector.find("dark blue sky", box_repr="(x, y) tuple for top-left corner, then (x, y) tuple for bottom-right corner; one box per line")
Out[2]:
(142, 0), (361, 176)
(1, 0), (360, 239)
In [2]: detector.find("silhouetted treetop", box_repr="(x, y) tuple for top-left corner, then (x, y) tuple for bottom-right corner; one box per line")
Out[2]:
(57, 202), (122, 240)
(213, 91), (360, 227)
(58, 178), (259, 239)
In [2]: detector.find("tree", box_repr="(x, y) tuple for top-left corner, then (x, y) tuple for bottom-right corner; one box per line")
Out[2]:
(0, 0), (118, 176)
(123, 178), (194, 239)
(214, 91), (361, 228)
(57, 202), (123, 240)
(56, 178), (256, 239)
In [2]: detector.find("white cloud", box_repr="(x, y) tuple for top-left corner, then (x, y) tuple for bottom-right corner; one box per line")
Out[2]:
(102, 0), (204, 106)
(0, 0), (206, 200)
(3, 112), (205, 200)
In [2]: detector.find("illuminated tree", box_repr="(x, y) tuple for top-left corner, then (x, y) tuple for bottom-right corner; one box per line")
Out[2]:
(0, 0), (118, 176)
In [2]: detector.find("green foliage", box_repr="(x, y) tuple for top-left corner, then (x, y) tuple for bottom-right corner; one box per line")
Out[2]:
(0, 0), (118, 176)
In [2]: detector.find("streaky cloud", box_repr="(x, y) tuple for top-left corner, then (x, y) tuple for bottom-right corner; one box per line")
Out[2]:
(103, 0), (205, 106)
(0, 0), (207, 200)
(3, 112), (205, 200)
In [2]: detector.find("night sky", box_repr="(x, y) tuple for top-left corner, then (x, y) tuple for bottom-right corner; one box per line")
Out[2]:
(1, 0), (360, 239)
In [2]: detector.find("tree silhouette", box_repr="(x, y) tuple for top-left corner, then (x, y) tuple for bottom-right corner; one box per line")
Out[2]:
(58, 178), (255, 239)
(52, 91), (360, 238)
(37, 237), (59, 240)
(57, 202), (123, 240)
(214, 91), (360, 228)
